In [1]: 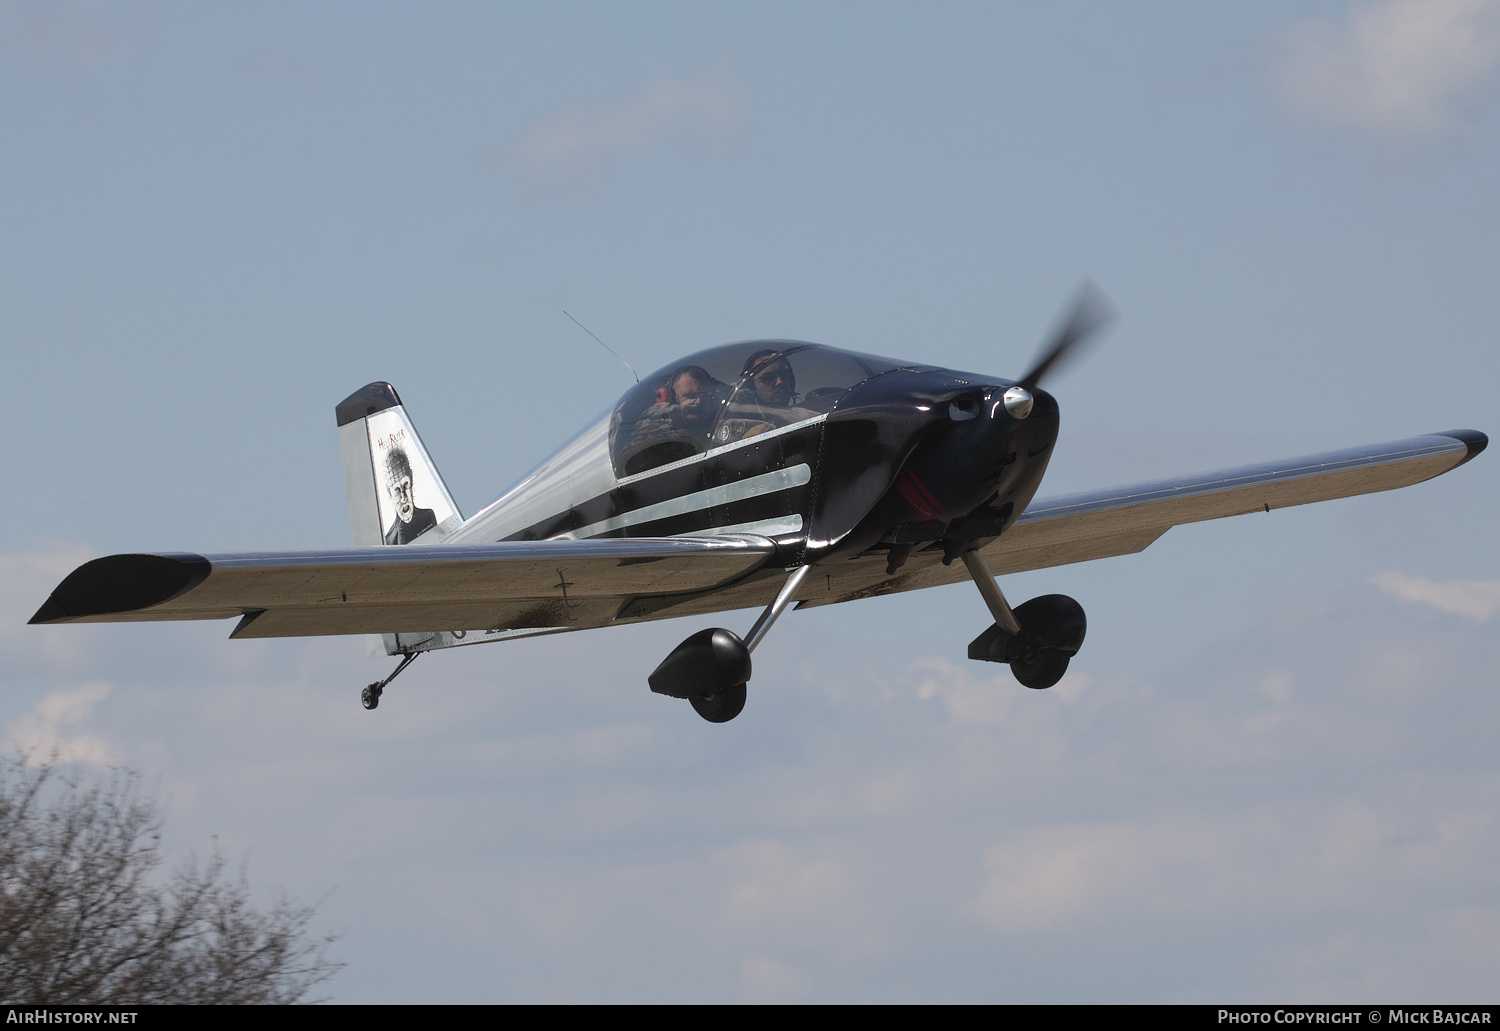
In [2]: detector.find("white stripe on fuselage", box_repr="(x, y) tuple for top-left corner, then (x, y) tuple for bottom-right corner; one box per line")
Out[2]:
(612, 414), (829, 487)
(680, 514), (804, 538)
(553, 464), (812, 541)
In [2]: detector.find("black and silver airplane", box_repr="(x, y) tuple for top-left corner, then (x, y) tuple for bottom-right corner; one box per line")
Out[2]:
(31, 288), (1488, 722)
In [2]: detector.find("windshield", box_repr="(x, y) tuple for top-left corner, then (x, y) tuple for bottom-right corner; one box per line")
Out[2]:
(608, 341), (908, 477)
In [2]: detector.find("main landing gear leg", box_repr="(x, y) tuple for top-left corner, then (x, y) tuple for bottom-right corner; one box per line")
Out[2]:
(961, 550), (1086, 691)
(361, 652), (419, 710)
(743, 563), (813, 654)
(649, 565), (813, 724)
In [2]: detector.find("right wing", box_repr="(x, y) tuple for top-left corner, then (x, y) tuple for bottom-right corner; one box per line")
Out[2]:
(30, 535), (778, 639)
(795, 430), (1487, 609)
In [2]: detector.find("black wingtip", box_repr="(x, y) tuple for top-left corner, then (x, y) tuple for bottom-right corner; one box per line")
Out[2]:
(29, 597), (71, 624)
(1438, 429), (1487, 466)
(30, 553), (211, 623)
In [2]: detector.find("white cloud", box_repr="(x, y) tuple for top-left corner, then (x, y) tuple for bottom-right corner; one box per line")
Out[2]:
(496, 58), (749, 182)
(0, 540), (95, 645)
(969, 799), (1496, 937)
(719, 840), (892, 957)
(5, 682), (116, 765)
(971, 817), (1237, 933)
(739, 956), (808, 1002)
(1369, 569), (1500, 619)
(1271, 0), (1500, 137)
(912, 656), (1017, 725)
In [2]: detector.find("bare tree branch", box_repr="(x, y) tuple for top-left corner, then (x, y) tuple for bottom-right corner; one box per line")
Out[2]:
(0, 754), (342, 1004)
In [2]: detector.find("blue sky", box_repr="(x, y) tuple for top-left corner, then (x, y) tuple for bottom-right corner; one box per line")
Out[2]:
(3, 0), (1498, 1002)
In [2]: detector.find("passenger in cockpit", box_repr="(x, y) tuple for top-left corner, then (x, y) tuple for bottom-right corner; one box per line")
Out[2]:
(618, 365), (722, 475)
(715, 350), (817, 443)
(666, 365), (717, 438)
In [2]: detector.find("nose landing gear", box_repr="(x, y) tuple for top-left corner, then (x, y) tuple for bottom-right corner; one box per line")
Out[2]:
(960, 551), (1085, 690)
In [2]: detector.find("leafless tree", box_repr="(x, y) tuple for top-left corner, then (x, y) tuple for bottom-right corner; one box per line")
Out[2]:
(0, 756), (342, 1004)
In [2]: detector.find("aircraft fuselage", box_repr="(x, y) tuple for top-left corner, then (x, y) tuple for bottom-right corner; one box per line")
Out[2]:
(446, 341), (1056, 575)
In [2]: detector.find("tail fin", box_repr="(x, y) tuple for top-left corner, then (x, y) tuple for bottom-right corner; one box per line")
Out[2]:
(336, 382), (463, 548)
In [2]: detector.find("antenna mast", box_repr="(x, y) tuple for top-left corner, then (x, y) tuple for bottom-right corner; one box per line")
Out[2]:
(563, 310), (639, 383)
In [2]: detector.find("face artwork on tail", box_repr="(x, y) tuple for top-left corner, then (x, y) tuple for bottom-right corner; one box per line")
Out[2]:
(381, 447), (437, 546)
(31, 283), (1488, 723)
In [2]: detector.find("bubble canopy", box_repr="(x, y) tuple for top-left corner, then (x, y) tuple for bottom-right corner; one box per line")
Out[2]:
(609, 341), (910, 478)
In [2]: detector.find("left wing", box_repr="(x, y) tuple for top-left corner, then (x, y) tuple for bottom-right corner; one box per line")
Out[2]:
(794, 429), (1487, 610)
(30, 535), (777, 638)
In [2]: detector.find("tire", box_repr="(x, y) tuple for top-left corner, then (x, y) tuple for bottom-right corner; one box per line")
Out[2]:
(361, 685), (381, 710)
(690, 683), (747, 723)
(1010, 649), (1069, 690)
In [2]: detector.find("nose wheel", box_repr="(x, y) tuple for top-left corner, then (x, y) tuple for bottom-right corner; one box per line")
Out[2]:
(1008, 647), (1071, 690)
(961, 550), (1085, 690)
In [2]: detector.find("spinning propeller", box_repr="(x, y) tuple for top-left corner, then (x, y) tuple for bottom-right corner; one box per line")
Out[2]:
(807, 280), (1118, 559)
(1002, 280), (1117, 419)
(1019, 279), (1117, 392)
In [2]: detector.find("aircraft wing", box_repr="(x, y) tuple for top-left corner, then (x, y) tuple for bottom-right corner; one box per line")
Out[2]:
(795, 430), (1486, 609)
(30, 535), (778, 638)
(30, 432), (1486, 633)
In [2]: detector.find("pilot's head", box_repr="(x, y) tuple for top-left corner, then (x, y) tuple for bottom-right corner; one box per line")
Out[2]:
(744, 350), (795, 407)
(385, 448), (416, 524)
(670, 366), (715, 430)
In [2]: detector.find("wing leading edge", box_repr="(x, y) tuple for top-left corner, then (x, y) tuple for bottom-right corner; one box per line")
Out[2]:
(795, 430), (1487, 609)
(30, 535), (779, 638)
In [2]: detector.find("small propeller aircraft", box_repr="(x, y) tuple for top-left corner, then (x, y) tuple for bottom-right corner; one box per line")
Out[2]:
(32, 286), (1487, 722)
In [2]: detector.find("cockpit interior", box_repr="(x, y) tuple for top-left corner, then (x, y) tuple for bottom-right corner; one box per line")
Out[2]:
(609, 341), (909, 477)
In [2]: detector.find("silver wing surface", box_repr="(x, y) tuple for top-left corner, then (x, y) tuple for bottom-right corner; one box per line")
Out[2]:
(30, 536), (777, 639)
(30, 431), (1484, 636)
(794, 430), (1487, 610)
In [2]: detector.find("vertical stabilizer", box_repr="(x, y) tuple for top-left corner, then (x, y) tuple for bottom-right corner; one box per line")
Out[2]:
(336, 382), (463, 548)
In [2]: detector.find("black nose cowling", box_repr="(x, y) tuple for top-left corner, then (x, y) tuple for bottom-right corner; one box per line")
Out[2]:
(893, 385), (1059, 532)
(804, 369), (1061, 561)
